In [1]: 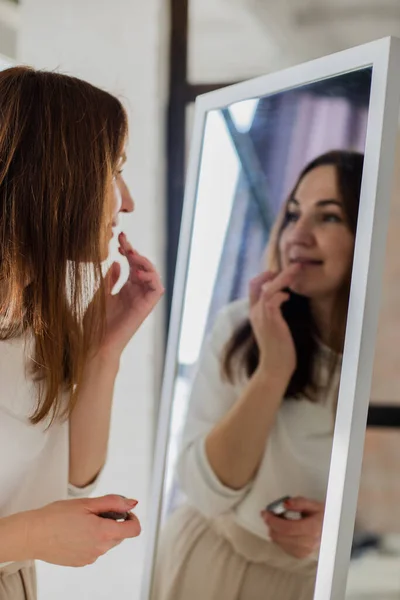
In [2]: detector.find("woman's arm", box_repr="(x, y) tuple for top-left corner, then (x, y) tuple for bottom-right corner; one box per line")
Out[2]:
(205, 369), (287, 490)
(69, 349), (120, 489)
(0, 496), (141, 566)
(205, 267), (299, 491)
(176, 303), (256, 517)
(177, 268), (297, 513)
(68, 234), (163, 490)
(0, 512), (31, 563)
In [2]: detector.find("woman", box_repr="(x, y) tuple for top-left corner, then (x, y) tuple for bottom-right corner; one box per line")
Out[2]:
(151, 150), (363, 600)
(0, 67), (164, 598)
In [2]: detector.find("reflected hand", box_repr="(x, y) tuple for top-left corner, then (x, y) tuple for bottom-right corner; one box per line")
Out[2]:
(249, 271), (277, 307)
(261, 497), (325, 559)
(249, 265), (300, 383)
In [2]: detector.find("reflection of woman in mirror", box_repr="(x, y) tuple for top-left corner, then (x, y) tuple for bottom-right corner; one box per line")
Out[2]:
(152, 150), (364, 600)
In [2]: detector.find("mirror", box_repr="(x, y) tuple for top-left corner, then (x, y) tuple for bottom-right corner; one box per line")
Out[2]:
(141, 38), (400, 600)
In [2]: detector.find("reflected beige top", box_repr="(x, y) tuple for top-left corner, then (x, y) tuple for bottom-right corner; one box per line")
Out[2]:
(176, 298), (342, 541)
(0, 330), (100, 568)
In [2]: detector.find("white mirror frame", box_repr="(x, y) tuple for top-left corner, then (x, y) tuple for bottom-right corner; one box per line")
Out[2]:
(140, 36), (400, 600)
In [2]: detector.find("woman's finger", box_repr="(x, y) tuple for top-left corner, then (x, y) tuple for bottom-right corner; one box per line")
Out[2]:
(118, 234), (158, 276)
(262, 511), (311, 537)
(135, 270), (154, 282)
(135, 271), (165, 293)
(249, 271), (276, 306)
(126, 250), (157, 274)
(269, 527), (320, 543)
(110, 513), (142, 541)
(261, 264), (301, 301)
(271, 528), (320, 547)
(117, 247), (163, 292)
(270, 534), (317, 558)
(135, 271), (162, 286)
(118, 231), (134, 253)
(119, 233), (156, 271)
(133, 254), (156, 273)
(263, 291), (290, 310)
(123, 250), (157, 279)
(285, 497), (324, 515)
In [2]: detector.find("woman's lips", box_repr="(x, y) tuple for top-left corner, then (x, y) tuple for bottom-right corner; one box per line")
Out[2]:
(290, 259), (323, 267)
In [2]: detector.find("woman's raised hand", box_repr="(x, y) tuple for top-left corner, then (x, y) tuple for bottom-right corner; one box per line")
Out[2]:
(249, 264), (301, 384)
(86, 232), (165, 358)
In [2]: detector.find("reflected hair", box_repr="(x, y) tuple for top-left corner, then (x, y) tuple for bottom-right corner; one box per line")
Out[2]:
(221, 150), (364, 400)
(0, 66), (128, 425)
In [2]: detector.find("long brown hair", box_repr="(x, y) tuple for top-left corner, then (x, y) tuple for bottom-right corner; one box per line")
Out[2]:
(222, 150), (364, 400)
(0, 66), (128, 425)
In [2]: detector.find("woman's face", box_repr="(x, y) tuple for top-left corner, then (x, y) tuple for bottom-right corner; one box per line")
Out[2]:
(278, 165), (355, 301)
(101, 155), (135, 259)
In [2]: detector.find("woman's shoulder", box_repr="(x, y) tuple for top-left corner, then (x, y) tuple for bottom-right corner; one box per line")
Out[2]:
(0, 331), (38, 417)
(214, 298), (249, 331)
(209, 298), (249, 349)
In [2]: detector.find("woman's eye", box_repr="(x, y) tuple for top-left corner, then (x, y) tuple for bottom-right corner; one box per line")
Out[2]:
(322, 213), (342, 223)
(285, 212), (299, 223)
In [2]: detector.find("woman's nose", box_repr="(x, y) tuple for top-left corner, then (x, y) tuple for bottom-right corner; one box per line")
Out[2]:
(289, 219), (314, 245)
(117, 177), (135, 214)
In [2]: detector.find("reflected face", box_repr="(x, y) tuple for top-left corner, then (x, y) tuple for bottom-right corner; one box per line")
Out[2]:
(101, 154), (135, 259)
(278, 165), (355, 300)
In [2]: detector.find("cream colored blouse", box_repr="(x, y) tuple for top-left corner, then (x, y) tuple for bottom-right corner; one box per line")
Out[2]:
(0, 330), (99, 568)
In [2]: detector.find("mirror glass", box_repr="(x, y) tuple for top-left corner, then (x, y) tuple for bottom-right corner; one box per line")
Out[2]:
(151, 67), (372, 600)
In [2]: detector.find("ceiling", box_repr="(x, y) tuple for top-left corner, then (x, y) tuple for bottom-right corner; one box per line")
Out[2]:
(189, 0), (400, 82)
(1, 0), (400, 80)
(245, 0), (400, 60)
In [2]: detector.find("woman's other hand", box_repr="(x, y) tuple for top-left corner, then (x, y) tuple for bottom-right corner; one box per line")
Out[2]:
(27, 494), (141, 566)
(262, 496), (325, 559)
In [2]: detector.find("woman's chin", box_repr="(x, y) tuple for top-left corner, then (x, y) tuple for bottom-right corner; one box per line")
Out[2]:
(290, 282), (336, 302)
(289, 282), (314, 298)
(290, 284), (310, 298)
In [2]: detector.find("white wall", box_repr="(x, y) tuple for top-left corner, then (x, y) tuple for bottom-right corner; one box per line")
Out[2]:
(0, 51), (13, 69)
(0, 0), (18, 59)
(18, 1), (168, 598)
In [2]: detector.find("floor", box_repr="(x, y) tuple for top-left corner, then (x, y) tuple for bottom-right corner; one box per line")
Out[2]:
(346, 540), (400, 599)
